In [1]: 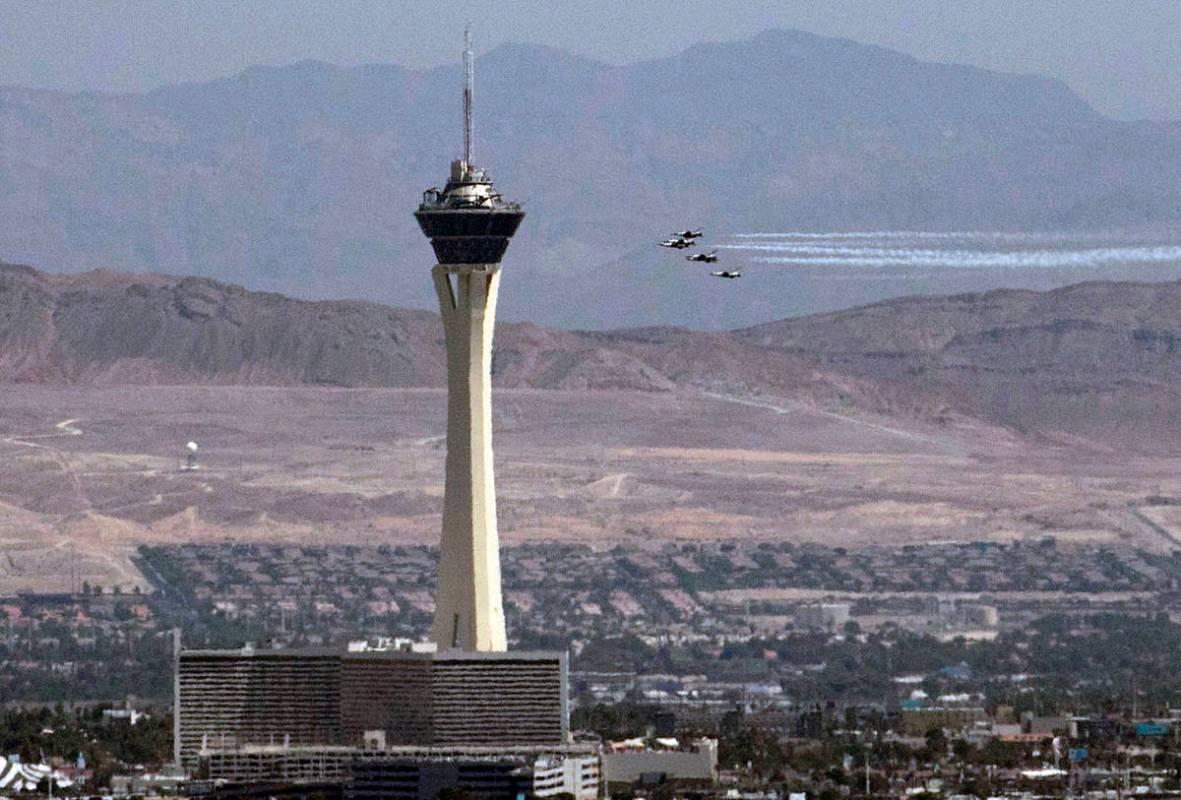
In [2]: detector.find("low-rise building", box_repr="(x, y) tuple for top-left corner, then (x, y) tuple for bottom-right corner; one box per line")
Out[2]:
(603, 738), (718, 786)
(898, 707), (987, 736)
(796, 604), (851, 632)
(199, 744), (598, 800)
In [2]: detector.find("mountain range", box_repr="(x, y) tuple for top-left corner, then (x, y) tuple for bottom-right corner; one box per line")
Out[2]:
(3, 29), (1181, 329)
(5, 261), (1181, 453)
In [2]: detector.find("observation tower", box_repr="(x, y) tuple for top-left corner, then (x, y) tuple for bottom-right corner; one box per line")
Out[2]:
(414, 29), (524, 652)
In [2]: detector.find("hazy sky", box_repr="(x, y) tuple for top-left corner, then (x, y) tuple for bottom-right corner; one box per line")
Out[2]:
(1, 1), (1179, 120)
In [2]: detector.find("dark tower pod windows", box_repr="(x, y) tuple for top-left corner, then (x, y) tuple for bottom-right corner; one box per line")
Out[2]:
(414, 162), (524, 265)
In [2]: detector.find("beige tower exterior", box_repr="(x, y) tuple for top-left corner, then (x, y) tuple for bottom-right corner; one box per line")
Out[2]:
(430, 263), (507, 652)
(415, 31), (522, 653)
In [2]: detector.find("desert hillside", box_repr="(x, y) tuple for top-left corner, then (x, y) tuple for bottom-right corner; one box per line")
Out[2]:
(741, 280), (1181, 448)
(5, 262), (1181, 450)
(0, 262), (905, 409)
(6, 264), (1181, 594)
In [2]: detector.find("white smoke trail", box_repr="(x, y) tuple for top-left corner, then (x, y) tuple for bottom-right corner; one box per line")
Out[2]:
(730, 231), (1049, 241)
(719, 232), (1181, 270)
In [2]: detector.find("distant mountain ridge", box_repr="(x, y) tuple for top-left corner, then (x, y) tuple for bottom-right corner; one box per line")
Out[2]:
(5, 261), (1181, 452)
(740, 280), (1181, 448)
(2, 28), (1181, 329)
(0, 261), (801, 396)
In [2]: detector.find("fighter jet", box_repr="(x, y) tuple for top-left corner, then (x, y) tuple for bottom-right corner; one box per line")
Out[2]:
(710, 270), (742, 279)
(673, 229), (703, 239)
(659, 237), (695, 249)
(685, 251), (718, 263)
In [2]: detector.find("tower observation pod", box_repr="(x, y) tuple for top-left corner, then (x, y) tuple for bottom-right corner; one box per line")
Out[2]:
(414, 28), (523, 652)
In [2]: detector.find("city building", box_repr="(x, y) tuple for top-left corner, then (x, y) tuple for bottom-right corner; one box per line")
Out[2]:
(898, 707), (988, 736)
(602, 738), (718, 787)
(524, 754), (600, 800)
(199, 745), (599, 800)
(340, 650), (568, 747)
(796, 603), (851, 632)
(177, 647), (568, 768)
(176, 646), (342, 769)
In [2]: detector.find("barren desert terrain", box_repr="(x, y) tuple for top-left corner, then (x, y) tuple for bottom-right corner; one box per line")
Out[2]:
(2, 383), (1179, 594)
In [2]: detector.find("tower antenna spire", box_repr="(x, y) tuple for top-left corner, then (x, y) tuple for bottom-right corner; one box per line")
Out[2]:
(463, 26), (474, 166)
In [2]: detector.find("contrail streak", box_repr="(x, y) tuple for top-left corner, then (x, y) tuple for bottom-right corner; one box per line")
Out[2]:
(730, 230), (1049, 241)
(738, 247), (1181, 270)
(718, 232), (1181, 270)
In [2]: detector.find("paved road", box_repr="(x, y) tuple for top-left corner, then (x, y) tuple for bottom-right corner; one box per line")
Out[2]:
(2, 417), (90, 510)
(2, 417), (83, 449)
(1129, 504), (1181, 548)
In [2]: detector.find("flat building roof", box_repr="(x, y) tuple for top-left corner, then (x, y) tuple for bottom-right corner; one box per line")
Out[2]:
(180, 647), (565, 661)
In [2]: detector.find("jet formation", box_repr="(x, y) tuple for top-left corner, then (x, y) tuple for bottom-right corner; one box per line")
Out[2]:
(657, 229), (738, 277)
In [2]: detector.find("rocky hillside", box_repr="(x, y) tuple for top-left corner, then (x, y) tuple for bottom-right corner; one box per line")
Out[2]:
(0, 262), (840, 398)
(740, 281), (1181, 447)
(7, 262), (1181, 450)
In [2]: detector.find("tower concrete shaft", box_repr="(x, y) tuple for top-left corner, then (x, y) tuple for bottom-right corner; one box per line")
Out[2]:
(430, 262), (507, 652)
